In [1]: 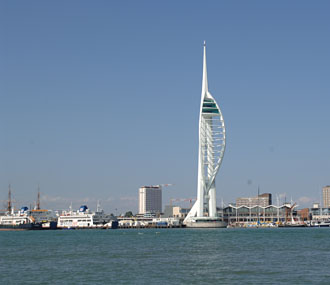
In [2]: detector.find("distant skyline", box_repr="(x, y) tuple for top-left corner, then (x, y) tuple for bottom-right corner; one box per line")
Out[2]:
(1, 1), (329, 213)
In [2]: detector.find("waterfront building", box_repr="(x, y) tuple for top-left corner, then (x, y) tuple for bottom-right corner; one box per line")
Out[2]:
(163, 205), (174, 218)
(310, 205), (330, 221)
(259, 193), (272, 205)
(138, 186), (162, 214)
(322, 186), (330, 208)
(116, 215), (181, 228)
(162, 205), (190, 219)
(223, 203), (296, 225)
(297, 208), (310, 221)
(152, 217), (181, 227)
(135, 212), (157, 219)
(236, 193), (272, 207)
(184, 42), (226, 228)
(313, 203), (320, 209)
(173, 206), (190, 219)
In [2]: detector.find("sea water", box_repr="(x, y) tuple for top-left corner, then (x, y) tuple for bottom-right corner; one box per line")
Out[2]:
(1, 228), (330, 284)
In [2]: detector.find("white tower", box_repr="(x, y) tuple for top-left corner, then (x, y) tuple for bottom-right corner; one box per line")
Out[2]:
(184, 42), (226, 227)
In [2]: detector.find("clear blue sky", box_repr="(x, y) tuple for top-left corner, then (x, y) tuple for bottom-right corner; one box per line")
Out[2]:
(1, 1), (329, 213)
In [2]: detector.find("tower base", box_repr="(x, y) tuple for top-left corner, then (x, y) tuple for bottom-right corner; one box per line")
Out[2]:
(184, 217), (227, 228)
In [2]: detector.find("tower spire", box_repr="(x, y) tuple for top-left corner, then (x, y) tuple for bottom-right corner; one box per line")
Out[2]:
(202, 41), (208, 94)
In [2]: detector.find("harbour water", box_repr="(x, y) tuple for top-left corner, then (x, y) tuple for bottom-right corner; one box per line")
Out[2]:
(1, 228), (330, 284)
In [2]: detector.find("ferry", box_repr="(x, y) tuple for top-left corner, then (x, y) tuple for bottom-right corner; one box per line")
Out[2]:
(28, 186), (58, 229)
(0, 207), (42, 230)
(57, 205), (118, 229)
(30, 209), (58, 229)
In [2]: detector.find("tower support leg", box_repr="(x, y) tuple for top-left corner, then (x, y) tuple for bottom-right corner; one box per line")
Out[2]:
(208, 181), (216, 217)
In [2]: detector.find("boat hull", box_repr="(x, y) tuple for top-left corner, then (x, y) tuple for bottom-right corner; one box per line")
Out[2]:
(0, 223), (43, 231)
(184, 218), (227, 228)
(278, 224), (306, 228)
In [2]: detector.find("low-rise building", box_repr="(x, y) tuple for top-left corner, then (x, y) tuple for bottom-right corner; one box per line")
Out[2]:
(172, 206), (190, 219)
(310, 207), (330, 221)
(163, 205), (174, 218)
(223, 203), (295, 225)
(297, 208), (310, 221)
(236, 193), (272, 207)
(162, 205), (190, 219)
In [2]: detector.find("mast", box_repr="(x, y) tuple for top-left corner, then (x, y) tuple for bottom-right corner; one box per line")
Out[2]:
(7, 184), (12, 212)
(97, 200), (101, 212)
(257, 185), (260, 225)
(277, 194), (280, 223)
(36, 184), (41, 210)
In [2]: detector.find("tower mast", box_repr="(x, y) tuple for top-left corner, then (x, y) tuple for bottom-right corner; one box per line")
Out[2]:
(184, 42), (226, 227)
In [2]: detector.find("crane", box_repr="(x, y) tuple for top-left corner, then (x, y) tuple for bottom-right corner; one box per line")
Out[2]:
(170, 198), (196, 208)
(151, 184), (174, 188)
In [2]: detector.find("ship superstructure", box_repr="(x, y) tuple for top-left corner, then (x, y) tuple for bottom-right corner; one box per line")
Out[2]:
(57, 204), (118, 229)
(0, 206), (42, 230)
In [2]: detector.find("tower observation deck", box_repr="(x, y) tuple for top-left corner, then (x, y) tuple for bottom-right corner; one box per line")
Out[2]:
(184, 42), (227, 228)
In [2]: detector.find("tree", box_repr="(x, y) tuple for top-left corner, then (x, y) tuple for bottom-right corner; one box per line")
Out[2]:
(124, 211), (133, 217)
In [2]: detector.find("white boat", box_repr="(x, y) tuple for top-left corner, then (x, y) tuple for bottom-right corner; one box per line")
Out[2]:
(314, 221), (330, 227)
(57, 205), (117, 229)
(0, 207), (41, 230)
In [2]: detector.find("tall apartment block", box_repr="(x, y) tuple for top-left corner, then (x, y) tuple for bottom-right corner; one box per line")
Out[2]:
(323, 186), (330, 208)
(138, 186), (162, 214)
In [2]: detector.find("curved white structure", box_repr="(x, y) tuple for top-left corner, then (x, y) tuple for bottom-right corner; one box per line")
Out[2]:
(184, 42), (226, 228)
